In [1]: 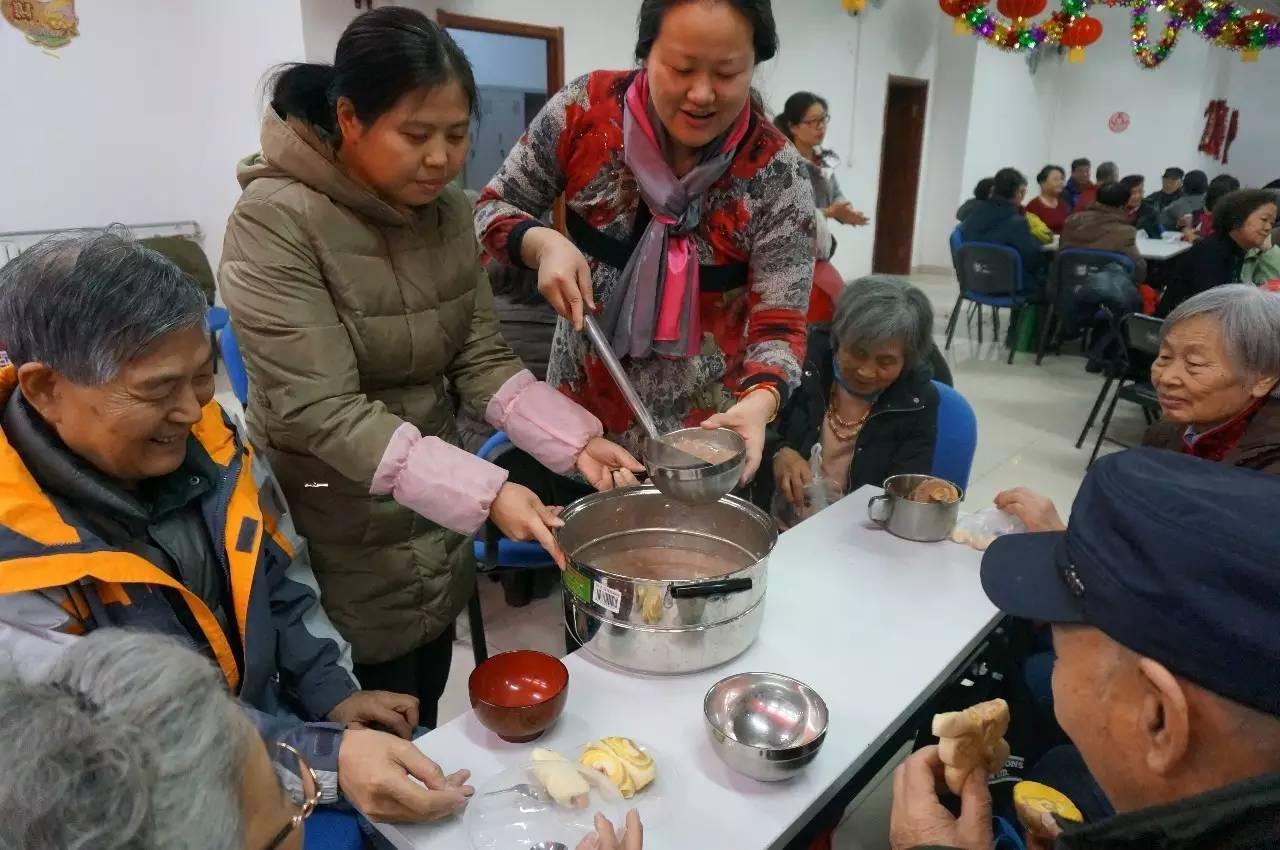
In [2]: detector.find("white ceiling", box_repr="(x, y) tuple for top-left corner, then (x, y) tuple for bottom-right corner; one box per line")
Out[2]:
(1255, 0), (1280, 14)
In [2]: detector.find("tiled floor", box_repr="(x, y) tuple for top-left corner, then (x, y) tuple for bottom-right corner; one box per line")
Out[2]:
(215, 270), (1149, 849)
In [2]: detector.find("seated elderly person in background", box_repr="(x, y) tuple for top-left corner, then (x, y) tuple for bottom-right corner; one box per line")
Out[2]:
(1157, 189), (1278, 317)
(961, 167), (1045, 293)
(0, 630), (643, 850)
(759, 277), (942, 525)
(1061, 180), (1147, 282)
(956, 177), (994, 223)
(1119, 174), (1161, 239)
(0, 231), (470, 824)
(891, 448), (1280, 850)
(1159, 168), (1209, 232)
(999, 285), (1280, 531)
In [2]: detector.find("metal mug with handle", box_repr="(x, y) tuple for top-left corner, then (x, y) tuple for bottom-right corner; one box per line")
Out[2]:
(867, 474), (962, 542)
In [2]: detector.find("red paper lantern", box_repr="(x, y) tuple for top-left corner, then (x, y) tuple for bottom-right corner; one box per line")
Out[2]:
(1061, 15), (1103, 63)
(996, 0), (1048, 20)
(939, 0), (970, 17)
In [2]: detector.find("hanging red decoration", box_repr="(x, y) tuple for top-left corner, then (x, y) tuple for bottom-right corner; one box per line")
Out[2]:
(939, 0), (976, 34)
(1061, 15), (1103, 62)
(997, 0), (1048, 19)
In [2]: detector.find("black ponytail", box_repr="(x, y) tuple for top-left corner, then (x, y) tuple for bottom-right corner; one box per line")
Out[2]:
(635, 0), (778, 64)
(269, 7), (476, 139)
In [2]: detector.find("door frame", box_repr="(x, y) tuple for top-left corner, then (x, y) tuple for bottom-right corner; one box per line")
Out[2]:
(871, 75), (929, 275)
(436, 11), (565, 96)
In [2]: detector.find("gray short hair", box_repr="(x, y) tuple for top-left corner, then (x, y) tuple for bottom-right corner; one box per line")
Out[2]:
(0, 631), (248, 850)
(0, 229), (208, 384)
(831, 275), (935, 369)
(1163, 285), (1280, 384)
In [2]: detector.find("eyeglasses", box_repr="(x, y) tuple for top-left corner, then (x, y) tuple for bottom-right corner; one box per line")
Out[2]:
(264, 741), (320, 850)
(799, 113), (830, 128)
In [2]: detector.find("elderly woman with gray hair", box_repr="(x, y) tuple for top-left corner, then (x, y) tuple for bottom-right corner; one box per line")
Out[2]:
(1000, 284), (1280, 532)
(759, 276), (943, 522)
(0, 629), (641, 850)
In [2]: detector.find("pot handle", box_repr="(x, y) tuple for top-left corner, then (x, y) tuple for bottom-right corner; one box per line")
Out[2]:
(868, 494), (893, 526)
(670, 578), (753, 599)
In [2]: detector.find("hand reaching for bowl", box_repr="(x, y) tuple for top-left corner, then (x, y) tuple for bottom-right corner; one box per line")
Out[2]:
(993, 487), (1066, 533)
(576, 437), (646, 491)
(577, 810), (644, 850)
(701, 389), (778, 486)
(489, 483), (567, 568)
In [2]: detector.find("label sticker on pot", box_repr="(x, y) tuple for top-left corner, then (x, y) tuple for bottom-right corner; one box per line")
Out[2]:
(592, 580), (623, 615)
(563, 566), (592, 605)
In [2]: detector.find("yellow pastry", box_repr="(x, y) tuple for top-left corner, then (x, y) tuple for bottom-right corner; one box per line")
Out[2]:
(531, 748), (590, 808)
(578, 736), (656, 797)
(580, 742), (635, 797)
(1013, 781), (1084, 838)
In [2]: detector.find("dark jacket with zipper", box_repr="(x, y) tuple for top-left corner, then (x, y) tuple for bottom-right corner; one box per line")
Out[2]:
(913, 770), (1280, 850)
(756, 327), (940, 502)
(960, 198), (1045, 291)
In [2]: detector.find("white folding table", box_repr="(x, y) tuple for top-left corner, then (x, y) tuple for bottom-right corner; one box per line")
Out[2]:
(374, 486), (1000, 850)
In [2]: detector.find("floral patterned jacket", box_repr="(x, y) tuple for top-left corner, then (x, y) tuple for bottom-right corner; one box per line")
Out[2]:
(475, 70), (815, 453)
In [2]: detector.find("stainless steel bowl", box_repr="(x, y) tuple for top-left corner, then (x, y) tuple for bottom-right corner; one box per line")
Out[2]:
(646, 427), (745, 505)
(703, 672), (829, 781)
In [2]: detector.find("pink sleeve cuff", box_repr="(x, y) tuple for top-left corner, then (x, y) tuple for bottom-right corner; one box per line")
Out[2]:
(370, 423), (509, 535)
(485, 371), (603, 475)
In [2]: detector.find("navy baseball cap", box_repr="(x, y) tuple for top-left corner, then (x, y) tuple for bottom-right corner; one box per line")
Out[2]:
(982, 447), (1280, 716)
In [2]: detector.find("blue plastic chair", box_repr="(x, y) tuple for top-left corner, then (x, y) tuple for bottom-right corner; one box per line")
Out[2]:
(218, 321), (250, 406)
(467, 430), (557, 664)
(207, 306), (230, 374)
(1037, 248), (1137, 365)
(945, 242), (1030, 364)
(929, 380), (977, 494)
(303, 809), (364, 850)
(948, 225), (964, 271)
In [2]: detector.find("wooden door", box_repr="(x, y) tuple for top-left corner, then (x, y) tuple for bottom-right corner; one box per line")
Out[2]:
(871, 78), (929, 275)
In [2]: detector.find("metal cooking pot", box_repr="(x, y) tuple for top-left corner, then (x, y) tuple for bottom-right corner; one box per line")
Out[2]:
(558, 486), (776, 675)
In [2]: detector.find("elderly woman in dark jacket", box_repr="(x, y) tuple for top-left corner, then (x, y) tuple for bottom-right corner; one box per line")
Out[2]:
(759, 276), (943, 522)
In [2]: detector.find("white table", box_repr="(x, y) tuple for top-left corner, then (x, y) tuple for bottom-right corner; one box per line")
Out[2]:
(375, 488), (999, 850)
(1042, 235), (1192, 261)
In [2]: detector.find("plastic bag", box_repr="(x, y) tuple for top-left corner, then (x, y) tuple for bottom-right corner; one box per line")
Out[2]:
(771, 444), (842, 530)
(950, 507), (1026, 551)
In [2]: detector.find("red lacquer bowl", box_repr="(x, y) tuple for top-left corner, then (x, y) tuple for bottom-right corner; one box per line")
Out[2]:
(468, 650), (569, 743)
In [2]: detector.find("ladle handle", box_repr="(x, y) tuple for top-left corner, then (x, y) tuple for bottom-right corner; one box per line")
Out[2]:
(582, 313), (662, 442)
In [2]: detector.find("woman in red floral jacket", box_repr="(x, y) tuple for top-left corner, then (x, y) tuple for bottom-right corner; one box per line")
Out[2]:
(475, 0), (815, 482)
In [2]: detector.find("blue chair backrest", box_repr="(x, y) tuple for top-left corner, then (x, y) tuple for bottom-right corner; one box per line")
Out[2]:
(949, 226), (964, 271)
(218, 323), (249, 406)
(930, 380), (977, 493)
(956, 242), (1024, 298)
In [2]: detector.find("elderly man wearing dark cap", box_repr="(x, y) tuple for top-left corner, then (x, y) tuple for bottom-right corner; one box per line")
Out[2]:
(889, 448), (1280, 850)
(1145, 166), (1185, 216)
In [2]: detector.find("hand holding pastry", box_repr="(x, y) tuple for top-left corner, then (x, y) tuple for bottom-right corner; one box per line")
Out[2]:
(932, 698), (1010, 795)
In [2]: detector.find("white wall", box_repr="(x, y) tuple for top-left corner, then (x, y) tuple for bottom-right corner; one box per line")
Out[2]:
(961, 48), (1060, 209)
(0, 0), (306, 275)
(1047, 32), (1218, 183)
(448, 29), (547, 91)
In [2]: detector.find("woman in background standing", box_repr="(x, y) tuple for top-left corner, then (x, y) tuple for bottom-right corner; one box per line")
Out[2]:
(476, 0), (816, 484)
(774, 91), (870, 324)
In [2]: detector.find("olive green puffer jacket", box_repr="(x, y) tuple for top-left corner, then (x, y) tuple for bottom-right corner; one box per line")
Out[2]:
(219, 111), (523, 664)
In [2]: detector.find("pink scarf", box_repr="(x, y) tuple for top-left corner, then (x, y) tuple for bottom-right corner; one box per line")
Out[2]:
(600, 71), (751, 359)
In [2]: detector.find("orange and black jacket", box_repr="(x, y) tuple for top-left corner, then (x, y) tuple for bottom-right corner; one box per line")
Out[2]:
(0, 365), (357, 799)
